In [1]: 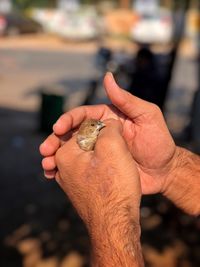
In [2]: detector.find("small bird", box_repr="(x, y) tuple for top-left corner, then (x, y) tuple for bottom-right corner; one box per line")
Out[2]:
(77, 119), (105, 151)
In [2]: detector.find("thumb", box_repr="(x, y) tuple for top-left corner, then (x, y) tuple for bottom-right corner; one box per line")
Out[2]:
(103, 72), (154, 119)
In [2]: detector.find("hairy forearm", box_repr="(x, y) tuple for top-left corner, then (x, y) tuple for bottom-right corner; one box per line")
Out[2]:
(164, 146), (200, 216)
(88, 204), (144, 267)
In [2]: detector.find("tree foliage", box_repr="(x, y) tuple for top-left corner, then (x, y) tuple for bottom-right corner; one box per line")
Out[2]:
(13, 0), (57, 10)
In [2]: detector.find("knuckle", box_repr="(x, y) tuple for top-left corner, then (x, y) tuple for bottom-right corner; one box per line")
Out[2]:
(149, 103), (161, 114)
(98, 136), (111, 147)
(41, 158), (47, 169)
(101, 137), (121, 152)
(55, 147), (65, 165)
(39, 143), (45, 155)
(105, 119), (122, 131)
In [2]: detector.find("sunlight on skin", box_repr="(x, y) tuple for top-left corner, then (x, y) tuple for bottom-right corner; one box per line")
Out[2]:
(40, 72), (176, 195)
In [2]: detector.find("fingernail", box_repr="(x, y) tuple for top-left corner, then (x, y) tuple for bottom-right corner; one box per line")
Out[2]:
(106, 72), (114, 81)
(106, 72), (118, 87)
(44, 171), (55, 179)
(53, 120), (58, 127)
(53, 120), (61, 131)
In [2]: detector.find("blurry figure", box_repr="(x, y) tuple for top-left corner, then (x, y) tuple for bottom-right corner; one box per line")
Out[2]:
(108, 49), (132, 89)
(82, 45), (113, 106)
(82, 80), (98, 106)
(86, 45), (169, 109)
(95, 45), (113, 75)
(128, 46), (165, 109)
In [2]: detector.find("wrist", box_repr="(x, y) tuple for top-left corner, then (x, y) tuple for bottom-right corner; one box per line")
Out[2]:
(162, 146), (200, 216)
(90, 223), (143, 267)
(161, 145), (182, 194)
(87, 204), (144, 267)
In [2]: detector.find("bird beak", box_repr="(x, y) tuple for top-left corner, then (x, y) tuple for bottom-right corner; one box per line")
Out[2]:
(97, 121), (106, 130)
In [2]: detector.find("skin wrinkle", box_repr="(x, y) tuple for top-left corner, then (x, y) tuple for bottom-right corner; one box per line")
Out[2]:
(123, 118), (136, 139)
(107, 105), (129, 125)
(163, 147), (200, 215)
(86, 104), (106, 120)
(121, 91), (148, 120)
(132, 126), (176, 170)
(67, 112), (74, 132)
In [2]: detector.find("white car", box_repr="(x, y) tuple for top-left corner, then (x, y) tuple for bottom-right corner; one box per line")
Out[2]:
(32, 7), (99, 40)
(131, 9), (173, 44)
(53, 9), (99, 40)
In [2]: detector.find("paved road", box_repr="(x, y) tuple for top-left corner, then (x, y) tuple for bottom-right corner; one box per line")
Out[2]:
(0, 49), (96, 111)
(0, 47), (198, 144)
(0, 47), (198, 133)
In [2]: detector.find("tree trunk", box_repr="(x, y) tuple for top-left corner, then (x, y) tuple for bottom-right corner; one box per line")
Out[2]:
(119, 0), (130, 9)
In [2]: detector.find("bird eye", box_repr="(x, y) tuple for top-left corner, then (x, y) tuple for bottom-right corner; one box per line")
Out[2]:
(91, 123), (95, 126)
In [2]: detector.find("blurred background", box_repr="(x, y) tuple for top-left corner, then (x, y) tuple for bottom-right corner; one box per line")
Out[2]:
(0, 0), (200, 266)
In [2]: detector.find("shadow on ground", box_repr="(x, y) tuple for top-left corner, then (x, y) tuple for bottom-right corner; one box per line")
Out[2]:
(0, 107), (199, 267)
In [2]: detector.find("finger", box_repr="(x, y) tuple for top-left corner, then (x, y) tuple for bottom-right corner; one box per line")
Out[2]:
(42, 156), (56, 171)
(95, 119), (129, 158)
(55, 133), (90, 166)
(44, 170), (56, 179)
(53, 105), (107, 136)
(104, 72), (155, 119)
(40, 133), (61, 157)
(94, 119), (139, 182)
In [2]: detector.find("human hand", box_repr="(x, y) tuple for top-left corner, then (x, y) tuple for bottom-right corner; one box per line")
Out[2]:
(53, 119), (143, 266)
(40, 73), (176, 195)
(54, 119), (141, 225)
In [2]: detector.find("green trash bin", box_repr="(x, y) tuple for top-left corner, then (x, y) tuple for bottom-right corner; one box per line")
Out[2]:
(39, 87), (65, 133)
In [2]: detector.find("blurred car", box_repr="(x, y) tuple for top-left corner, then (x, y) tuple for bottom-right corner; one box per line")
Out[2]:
(32, 7), (99, 40)
(131, 8), (173, 44)
(52, 8), (99, 40)
(0, 12), (42, 36)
